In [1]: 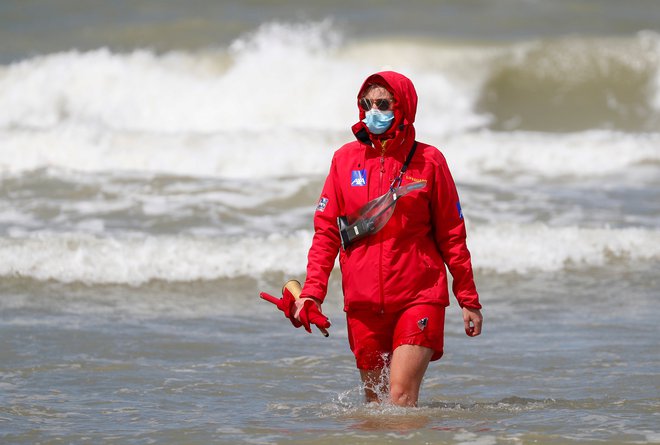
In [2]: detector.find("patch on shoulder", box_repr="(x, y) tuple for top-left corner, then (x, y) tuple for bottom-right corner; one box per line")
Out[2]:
(316, 197), (329, 212)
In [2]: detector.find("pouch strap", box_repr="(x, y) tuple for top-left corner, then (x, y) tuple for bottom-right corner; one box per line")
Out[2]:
(390, 141), (418, 189)
(401, 141), (418, 173)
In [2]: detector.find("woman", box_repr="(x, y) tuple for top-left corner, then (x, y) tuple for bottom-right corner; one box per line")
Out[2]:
(296, 71), (483, 406)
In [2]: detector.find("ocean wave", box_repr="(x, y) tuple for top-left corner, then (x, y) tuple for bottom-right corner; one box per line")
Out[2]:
(1, 125), (657, 182)
(476, 31), (660, 132)
(0, 231), (312, 285)
(1, 225), (658, 285)
(470, 224), (660, 274)
(443, 130), (660, 183)
(2, 22), (658, 135)
(0, 21), (369, 134)
(0, 124), (342, 178)
(1, 21), (659, 185)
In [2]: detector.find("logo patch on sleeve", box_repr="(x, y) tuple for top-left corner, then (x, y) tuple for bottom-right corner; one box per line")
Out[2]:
(350, 169), (367, 187)
(316, 197), (329, 212)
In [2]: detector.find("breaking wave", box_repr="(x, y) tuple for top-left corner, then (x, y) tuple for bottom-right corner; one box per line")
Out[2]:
(1, 224), (658, 285)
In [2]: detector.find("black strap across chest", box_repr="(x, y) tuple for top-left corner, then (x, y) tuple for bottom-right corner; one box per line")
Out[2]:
(390, 141), (418, 190)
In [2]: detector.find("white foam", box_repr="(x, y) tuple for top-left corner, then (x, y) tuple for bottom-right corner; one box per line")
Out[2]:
(454, 432), (497, 445)
(438, 130), (660, 183)
(1, 125), (658, 182)
(470, 223), (660, 274)
(0, 22), (658, 182)
(0, 22), (355, 133)
(0, 231), (312, 285)
(0, 21), (487, 135)
(1, 224), (658, 284)
(1, 23), (658, 138)
(0, 124), (340, 178)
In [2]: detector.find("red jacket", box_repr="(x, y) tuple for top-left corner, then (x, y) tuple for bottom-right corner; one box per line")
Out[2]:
(301, 71), (480, 313)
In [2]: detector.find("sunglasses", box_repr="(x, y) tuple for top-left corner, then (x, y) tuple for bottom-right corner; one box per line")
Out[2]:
(359, 97), (394, 112)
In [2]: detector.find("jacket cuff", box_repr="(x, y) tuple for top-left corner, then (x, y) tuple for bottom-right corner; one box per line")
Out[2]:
(459, 300), (482, 310)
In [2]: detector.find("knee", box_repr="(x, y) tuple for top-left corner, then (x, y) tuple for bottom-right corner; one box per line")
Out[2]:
(389, 382), (418, 407)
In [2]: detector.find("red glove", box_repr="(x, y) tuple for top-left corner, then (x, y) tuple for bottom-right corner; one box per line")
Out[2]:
(294, 297), (331, 334)
(260, 287), (331, 336)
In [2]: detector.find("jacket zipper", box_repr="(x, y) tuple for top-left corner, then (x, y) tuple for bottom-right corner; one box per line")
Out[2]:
(378, 149), (386, 313)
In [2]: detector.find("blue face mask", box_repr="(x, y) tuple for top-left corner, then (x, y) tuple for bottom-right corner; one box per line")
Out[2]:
(362, 109), (394, 135)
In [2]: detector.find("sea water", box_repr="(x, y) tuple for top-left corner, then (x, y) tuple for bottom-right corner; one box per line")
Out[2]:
(1, 1), (659, 444)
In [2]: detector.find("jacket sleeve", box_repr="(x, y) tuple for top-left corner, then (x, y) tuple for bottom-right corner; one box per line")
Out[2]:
(300, 155), (342, 303)
(431, 153), (481, 309)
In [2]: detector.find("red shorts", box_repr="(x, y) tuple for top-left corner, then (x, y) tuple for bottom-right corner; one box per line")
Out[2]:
(346, 303), (446, 370)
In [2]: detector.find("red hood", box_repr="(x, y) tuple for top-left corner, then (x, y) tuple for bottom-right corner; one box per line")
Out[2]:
(352, 71), (418, 147)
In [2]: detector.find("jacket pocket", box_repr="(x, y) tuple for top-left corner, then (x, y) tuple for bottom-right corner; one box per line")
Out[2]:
(418, 248), (442, 287)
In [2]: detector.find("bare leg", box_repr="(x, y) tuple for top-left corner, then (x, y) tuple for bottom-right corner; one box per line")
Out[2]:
(388, 345), (433, 407)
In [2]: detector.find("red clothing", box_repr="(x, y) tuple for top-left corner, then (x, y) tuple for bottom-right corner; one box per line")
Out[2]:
(301, 71), (480, 313)
(347, 304), (446, 370)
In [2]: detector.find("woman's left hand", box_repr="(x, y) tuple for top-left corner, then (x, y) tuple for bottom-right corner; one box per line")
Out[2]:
(462, 307), (483, 337)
